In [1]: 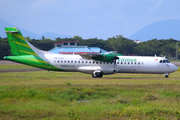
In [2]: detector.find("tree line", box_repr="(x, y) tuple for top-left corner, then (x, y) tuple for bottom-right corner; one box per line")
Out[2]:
(0, 35), (180, 60)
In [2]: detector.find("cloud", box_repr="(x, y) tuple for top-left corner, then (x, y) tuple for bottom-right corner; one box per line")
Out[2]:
(148, 0), (163, 12)
(1, 0), (180, 39)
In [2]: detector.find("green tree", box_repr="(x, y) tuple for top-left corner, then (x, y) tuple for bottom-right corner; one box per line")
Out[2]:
(42, 36), (45, 40)
(109, 35), (136, 55)
(133, 39), (177, 58)
(29, 39), (54, 51)
(0, 38), (11, 60)
(160, 42), (176, 59)
(72, 36), (83, 41)
(25, 36), (31, 41)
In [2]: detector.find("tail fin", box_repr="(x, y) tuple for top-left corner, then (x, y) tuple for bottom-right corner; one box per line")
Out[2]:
(4, 27), (60, 71)
(5, 27), (37, 56)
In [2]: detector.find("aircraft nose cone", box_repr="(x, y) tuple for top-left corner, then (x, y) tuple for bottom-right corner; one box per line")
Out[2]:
(174, 65), (178, 71)
(172, 64), (178, 72)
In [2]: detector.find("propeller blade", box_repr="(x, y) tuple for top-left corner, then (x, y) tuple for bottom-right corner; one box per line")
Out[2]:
(113, 56), (119, 68)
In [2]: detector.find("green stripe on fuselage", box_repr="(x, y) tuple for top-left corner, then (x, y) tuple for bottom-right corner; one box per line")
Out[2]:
(4, 55), (64, 71)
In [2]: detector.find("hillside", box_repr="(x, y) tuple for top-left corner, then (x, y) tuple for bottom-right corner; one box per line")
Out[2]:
(0, 19), (70, 39)
(129, 19), (180, 41)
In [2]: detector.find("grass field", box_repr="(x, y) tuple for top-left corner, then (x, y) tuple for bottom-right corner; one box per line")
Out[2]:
(0, 64), (180, 120)
(0, 64), (36, 70)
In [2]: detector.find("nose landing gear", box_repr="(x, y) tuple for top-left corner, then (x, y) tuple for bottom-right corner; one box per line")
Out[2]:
(164, 73), (169, 78)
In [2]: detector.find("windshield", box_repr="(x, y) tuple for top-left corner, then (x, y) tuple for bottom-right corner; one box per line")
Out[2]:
(159, 60), (170, 63)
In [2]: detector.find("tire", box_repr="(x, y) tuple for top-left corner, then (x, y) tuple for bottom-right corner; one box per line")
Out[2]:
(92, 72), (103, 78)
(97, 73), (103, 78)
(92, 73), (97, 78)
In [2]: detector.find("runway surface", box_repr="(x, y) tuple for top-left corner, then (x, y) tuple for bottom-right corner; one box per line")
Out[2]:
(0, 60), (44, 72)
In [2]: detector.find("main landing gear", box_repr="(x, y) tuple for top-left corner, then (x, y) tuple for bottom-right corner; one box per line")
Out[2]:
(92, 71), (103, 78)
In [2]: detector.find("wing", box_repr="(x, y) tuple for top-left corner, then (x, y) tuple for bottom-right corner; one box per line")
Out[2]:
(80, 53), (119, 62)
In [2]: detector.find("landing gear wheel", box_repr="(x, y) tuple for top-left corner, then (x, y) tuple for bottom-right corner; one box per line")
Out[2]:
(92, 72), (103, 78)
(165, 75), (168, 78)
(97, 74), (103, 78)
(164, 73), (169, 78)
(92, 73), (97, 78)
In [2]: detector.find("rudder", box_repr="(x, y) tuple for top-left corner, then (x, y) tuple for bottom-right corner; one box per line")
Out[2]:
(5, 27), (37, 56)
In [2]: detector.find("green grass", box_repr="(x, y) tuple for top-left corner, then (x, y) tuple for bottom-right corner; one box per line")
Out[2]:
(0, 64), (36, 70)
(170, 60), (180, 62)
(0, 67), (180, 119)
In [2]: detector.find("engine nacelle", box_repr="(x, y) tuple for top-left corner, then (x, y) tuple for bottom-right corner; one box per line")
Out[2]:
(101, 67), (118, 75)
(77, 66), (117, 78)
(92, 54), (119, 62)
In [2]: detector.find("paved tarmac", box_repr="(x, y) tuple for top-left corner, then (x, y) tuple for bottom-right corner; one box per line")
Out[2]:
(0, 60), (44, 72)
(0, 60), (21, 64)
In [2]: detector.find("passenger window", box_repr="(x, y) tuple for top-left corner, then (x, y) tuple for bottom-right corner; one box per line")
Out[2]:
(159, 60), (162, 63)
(82, 61), (84, 63)
(128, 62), (130, 64)
(96, 61), (98, 64)
(71, 61), (73, 63)
(121, 62), (123, 64)
(64, 61), (66, 63)
(131, 62), (133, 64)
(89, 61), (91, 64)
(100, 62), (102, 64)
(61, 60), (63, 63)
(93, 61), (95, 64)
(142, 62), (143, 65)
(138, 62), (140, 65)
(86, 61), (88, 63)
(75, 61), (77, 63)
(124, 62), (126, 64)
(68, 61), (70, 63)
(134, 62), (136, 64)
(117, 62), (119, 64)
(58, 60), (59, 63)
(78, 61), (80, 63)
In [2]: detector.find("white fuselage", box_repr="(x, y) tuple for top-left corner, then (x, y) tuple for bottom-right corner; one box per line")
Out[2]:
(45, 54), (178, 75)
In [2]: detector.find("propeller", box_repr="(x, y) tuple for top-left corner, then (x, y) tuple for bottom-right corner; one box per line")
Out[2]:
(113, 55), (119, 69)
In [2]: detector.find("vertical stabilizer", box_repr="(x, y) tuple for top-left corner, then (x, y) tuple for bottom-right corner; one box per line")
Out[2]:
(5, 27), (37, 56)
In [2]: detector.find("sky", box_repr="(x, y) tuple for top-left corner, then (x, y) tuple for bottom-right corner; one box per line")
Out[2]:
(1, 0), (180, 39)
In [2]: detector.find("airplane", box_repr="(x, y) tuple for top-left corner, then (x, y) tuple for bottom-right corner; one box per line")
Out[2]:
(3, 27), (178, 78)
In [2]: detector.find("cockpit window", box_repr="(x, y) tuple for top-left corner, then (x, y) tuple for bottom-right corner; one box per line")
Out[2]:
(166, 60), (170, 63)
(159, 60), (170, 63)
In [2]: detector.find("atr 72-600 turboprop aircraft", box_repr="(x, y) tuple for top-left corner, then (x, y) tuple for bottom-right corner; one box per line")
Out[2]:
(4, 27), (178, 78)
